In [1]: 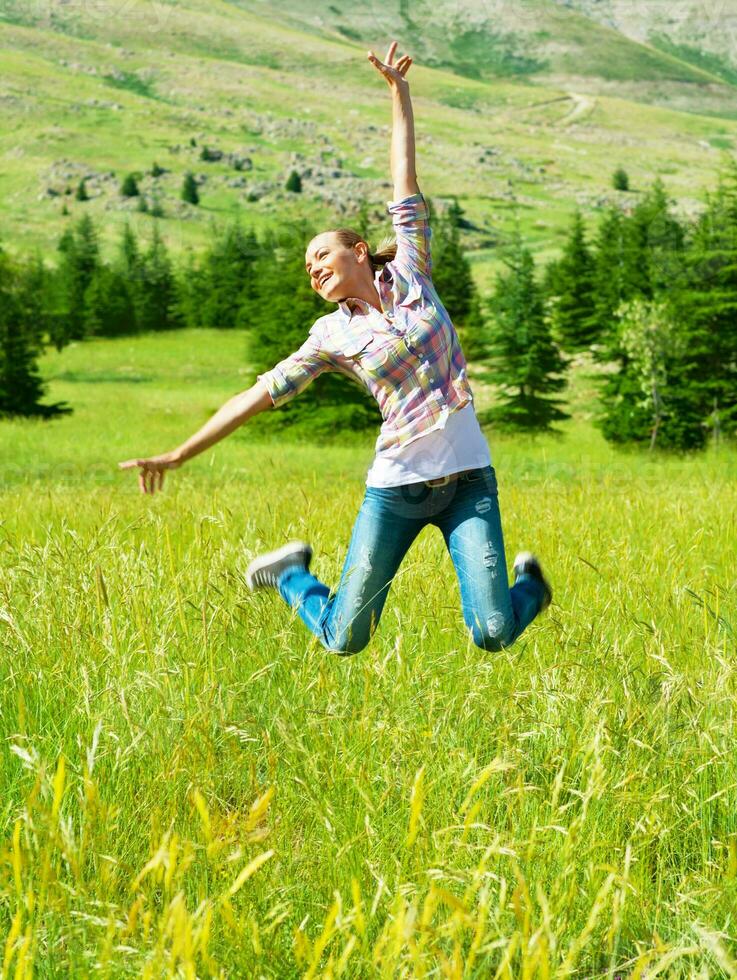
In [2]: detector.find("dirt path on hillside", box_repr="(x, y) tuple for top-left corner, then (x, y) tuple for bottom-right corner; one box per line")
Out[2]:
(559, 93), (597, 125)
(497, 93), (597, 126)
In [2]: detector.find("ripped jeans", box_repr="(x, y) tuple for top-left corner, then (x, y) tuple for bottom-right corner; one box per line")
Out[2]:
(277, 465), (546, 654)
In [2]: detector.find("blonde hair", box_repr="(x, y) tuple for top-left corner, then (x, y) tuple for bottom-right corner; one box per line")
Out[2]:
(332, 228), (397, 271)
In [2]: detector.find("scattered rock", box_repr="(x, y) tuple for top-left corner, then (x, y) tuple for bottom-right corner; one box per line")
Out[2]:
(245, 181), (276, 201)
(200, 146), (223, 162)
(229, 153), (253, 171)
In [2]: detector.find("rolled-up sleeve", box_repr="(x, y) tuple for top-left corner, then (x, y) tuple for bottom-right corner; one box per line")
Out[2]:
(386, 192), (432, 279)
(257, 331), (331, 408)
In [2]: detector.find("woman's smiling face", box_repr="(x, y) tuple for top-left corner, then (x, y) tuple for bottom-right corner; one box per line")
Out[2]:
(305, 233), (365, 300)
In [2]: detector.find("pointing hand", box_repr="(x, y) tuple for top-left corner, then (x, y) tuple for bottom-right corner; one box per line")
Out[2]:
(367, 40), (413, 91)
(118, 452), (182, 495)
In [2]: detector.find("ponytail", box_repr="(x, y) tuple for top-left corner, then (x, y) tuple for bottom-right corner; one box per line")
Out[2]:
(368, 235), (398, 269)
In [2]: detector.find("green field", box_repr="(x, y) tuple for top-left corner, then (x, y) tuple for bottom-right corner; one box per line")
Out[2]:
(1, 330), (736, 975)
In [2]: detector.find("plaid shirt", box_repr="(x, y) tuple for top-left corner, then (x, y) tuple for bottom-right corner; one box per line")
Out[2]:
(257, 192), (474, 453)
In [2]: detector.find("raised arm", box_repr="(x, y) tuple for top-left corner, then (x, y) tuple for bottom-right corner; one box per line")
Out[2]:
(368, 41), (420, 201)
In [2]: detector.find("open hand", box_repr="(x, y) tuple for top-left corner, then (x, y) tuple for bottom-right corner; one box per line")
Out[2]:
(367, 40), (413, 91)
(118, 452), (182, 495)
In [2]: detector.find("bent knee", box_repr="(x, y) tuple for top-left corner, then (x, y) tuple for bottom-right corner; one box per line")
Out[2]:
(323, 629), (371, 656)
(469, 611), (515, 652)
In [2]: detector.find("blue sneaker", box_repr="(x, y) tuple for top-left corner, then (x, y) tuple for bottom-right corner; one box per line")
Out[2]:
(246, 541), (312, 591)
(513, 551), (552, 610)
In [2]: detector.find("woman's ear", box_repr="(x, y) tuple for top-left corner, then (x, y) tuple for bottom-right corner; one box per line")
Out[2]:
(354, 240), (370, 264)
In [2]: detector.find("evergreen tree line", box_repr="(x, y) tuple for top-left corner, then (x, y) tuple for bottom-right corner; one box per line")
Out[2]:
(536, 162), (737, 449)
(2, 162), (736, 451)
(0, 205), (474, 432)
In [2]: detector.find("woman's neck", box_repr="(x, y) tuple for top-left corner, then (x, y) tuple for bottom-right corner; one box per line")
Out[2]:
(346, 275), (382, 313)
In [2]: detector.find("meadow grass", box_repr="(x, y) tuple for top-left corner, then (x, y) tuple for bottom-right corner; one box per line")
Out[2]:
(1, 330), (736, 976)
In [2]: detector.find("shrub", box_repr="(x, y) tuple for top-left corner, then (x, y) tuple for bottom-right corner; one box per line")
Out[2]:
(121, 173), (140, 198)
(613, 167), (630, 192)
(181, 173), (200, 205)
(285, 170), (302, 193)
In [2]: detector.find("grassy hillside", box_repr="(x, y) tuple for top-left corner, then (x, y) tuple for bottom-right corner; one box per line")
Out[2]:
(230, 0), (735, 89)
(1, 329), (736, 974)
(0, 0), (736, 287)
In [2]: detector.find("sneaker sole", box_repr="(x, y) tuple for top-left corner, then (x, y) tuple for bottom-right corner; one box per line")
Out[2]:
(245, 541), (312, 590)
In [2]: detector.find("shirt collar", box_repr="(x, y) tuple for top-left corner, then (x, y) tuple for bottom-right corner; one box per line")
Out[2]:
(337, 266), (389, 323)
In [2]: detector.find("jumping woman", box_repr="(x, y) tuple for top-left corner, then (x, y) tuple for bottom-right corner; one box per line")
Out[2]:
(120, 41), (552, 654)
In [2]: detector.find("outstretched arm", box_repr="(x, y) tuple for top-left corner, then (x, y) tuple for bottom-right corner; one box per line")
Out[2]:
(368, 41), (420, 201)
(119, 380), (272, 494)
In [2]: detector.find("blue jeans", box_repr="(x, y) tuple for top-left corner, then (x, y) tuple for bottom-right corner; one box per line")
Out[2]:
(277, 465), (546, 654)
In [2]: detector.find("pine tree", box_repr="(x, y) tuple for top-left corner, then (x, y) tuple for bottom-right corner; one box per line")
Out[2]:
(631, 179), (686, 295)
(456, 290), (491, 362)
(431, 198), (474, 324)
(613, 167), (630, 191)
(119, 222), (141, 279)
(671, 162), (737, 439)
(173, 250), (207, 328)
(548, 211), (598, 351)
(429, 196), (490, 360)
(75, 179), (89, 202)
(592, 203), (659, 448)
(17, 254), (51, 350)
(285, 170), (302, 193)
(181, 173), (199, 205)
(0, 249), (67, 417)
(136, 225), (181, 331)
(121, 173), (140, 197)
(56, 215), (100, 341)
(595, 182), (692, 448)
(198, 223), (260, 328)
(590, 206), (637, 344)
(116, 222), (143, 333)
(83, 266), (136, 337)
(482, 235), (568, 431)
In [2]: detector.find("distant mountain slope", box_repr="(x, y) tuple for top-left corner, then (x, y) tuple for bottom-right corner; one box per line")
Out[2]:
(228, 0), (737, 116)
(551, 0), (737, 72)
(0, 0), (735, 280)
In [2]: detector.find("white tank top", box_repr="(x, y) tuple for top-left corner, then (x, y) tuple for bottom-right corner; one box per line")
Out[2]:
(365, 402), (491, 488)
